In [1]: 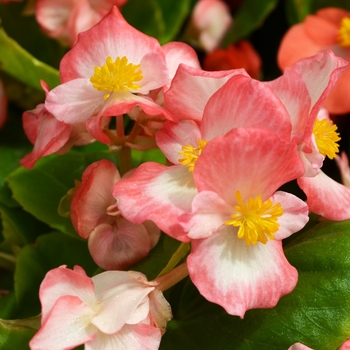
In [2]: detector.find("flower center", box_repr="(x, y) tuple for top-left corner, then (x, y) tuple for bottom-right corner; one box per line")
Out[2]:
(225, 191), (283, 246)
(313, 118), (340, 159)
(178, 139), (208, 172)
(90, 56), (143, 100)
(338, 17), (350, 47)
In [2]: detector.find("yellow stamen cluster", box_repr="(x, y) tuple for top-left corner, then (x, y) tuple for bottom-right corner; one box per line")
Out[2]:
(225, 191), (283, 246)
(313, 118), (340, 159)
(178, 139), (208, 172)
(338, 17), (350, 47)
(90, 56), (143, 100)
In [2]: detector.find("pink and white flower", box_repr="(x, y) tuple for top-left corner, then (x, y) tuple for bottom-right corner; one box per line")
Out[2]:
(29, 265), (172, 350)
(70, 159), (160, 270)
(179, 128), (309, 317)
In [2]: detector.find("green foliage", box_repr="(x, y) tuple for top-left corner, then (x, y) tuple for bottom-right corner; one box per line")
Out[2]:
(160, 220), (350, 349)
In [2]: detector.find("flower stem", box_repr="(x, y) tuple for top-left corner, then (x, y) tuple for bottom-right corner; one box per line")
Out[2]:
(153, 262), (189, 292)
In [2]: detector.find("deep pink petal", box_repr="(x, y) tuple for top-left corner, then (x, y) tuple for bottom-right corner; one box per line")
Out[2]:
(30, 296), (96, 350)
(188, 226), (298, 317)
(85, 324), (161, 350)
(201, 74), (291, 141)
(271, 191), (309, 240)
(114, 163), (197, 241)
(39, 267), (96, 324)
(194, 128), (304, 205)
(298, 170), (350, 220)
(164, 64), (248, 123)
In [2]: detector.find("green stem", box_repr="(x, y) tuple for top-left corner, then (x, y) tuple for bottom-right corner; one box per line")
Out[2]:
(153, 262), (189, 292)
(118, 146), (132, 176)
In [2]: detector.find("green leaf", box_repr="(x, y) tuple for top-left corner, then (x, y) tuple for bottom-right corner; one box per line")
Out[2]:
(14, 231), (97, 318)
(122, 0), (164, 41)
(132, 147), (166, 167)
(7, 151), (119, 238)
(0, 27), (60, 90)
(285, 0), (350, 24)
(161, 220), (350, 349)
(157, 243), (190, 277)
(222, 0), (279, 46)
(156, 0), (192, 44)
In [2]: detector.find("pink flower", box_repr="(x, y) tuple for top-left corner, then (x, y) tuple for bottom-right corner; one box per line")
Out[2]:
(288, 344), (313, 350)
(45, 6), (172, 145)
(190, 0), (232, 52)
(29, 265), (172, 350)
(277, 7), (350, 114)
(35, 0), (127, 47)
(179, 128), (309, 317)
(70, 159), (160, 270)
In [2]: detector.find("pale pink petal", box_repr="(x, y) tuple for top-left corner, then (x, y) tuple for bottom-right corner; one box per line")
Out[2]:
(179, 190), (232, 239)
(30, 296), (96, 350)
(86, 324), (161, 350)
(91, 271), (154, 333)
(60, 7), (166, 84)
(194, 128), (304, 205)
(148, 289), (172, 332)
(45, 78), (104, 124)
(164, 64), (248, 123)
(156, 120), (201, 164)
(288, 343), (313, 350)
(70, 159), (120, 238)
(298, 170), (350, 220)
(188, 226), (298, 317)
(20, 106), (71, 169)
(201, 74), (292, 141)
(271, 191), (309, 240)
(300, 136), (325, 177)
(88, 219), (157, 270)
(39, 267), (96, 324)
(114, 163), (197, 242)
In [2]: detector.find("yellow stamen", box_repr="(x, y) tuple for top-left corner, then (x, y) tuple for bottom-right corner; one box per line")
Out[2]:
(313, 118), (340, 159)
(338, 17), (350, 47)
(178, 139), (208, 172)
(225, 191), (283, 246)
(90, 56), (143, 100)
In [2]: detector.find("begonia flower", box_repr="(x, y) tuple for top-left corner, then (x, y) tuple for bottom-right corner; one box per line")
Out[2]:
(278, 7), (350, 114)
(45, 6), (185, 145)
(70, 159), (160, 270)
(288, 344), (313, 350)
(179, 128), (309, 317)
(20, 81), (93, 169)
(35, 0), (127, 47)
(203, 40), (262, 79)
(188, 0), (233, 52)
(29, 265), (172, 350)
(114, 72), (293, 242)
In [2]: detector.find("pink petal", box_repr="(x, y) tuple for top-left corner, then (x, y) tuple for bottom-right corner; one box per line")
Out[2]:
(70, 159), (120, 239)
(288, 343), (314, 350)
(114, 163), (197, 242)
(298, 170), (350, 220)
(188, 226), (298, 317)
(148, 289), (172, 332)
(155, 120), (201, 165)
(88, 218), (158, 270)
(179, 190), (233, 239)
(271, 191), (309, 240)
(164, 64), (248, 123)
(30, 295), (96, 350)
(201, 74), (292, 141)
(85, 324), (161, 350)
(194, 128), (304, 205)
(335, 152), (350, 188)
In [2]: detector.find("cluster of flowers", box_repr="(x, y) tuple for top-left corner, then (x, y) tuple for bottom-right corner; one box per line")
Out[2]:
(18, 4), (350, 350)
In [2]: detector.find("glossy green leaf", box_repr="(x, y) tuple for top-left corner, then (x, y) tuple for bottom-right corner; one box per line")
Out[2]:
(14, 231), (97, 318)
(161, 220), (350, 350)
(0, 27), (60, 90)
(7, 151), (119, 238)
(156, 0), (192, 44)
(132, 147), (166, 167)
(222, 0), (279, 46)
(122, 0), (164, 41)
(285, 0), (350, 24)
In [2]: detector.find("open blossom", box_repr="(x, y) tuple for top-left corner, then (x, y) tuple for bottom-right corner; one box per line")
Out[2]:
(29, 265), (172, 350)
(179, 128), (309, 317)
(35, 0), (127, 47)
(70, 160), (160, 270)
(278, 7), (350, 114)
